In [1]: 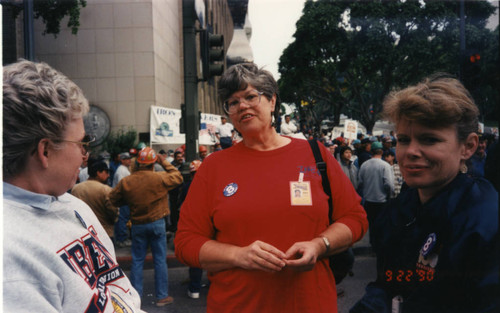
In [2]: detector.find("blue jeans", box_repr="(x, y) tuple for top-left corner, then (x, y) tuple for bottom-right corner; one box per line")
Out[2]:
(114, 205), (130, 243)
(189, 267), (203, 293)
(130, 219), (168, 300)
(220, 136), (232, 149)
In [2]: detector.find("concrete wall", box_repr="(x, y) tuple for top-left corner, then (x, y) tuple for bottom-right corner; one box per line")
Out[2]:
(26, 0), (235, 150)
(34, 0), (183, 135)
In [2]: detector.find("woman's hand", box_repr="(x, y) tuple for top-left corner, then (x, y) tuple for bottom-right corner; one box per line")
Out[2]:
(284, 238), (325, 272)
(234, 240), (287, 272)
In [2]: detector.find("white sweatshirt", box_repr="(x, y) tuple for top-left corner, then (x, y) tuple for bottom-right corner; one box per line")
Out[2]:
(3, 182), (144, 313)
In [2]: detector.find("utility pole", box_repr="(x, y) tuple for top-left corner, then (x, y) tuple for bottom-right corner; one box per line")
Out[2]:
(24, 0), (35, 60)
(497, 2), (500, 129)
(182, 0), (224, 170)
(459, 0), (465, 81)
(182, 0), (199, 166)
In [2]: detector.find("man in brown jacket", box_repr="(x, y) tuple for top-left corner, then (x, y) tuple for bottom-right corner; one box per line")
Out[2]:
(109, 147), (182, 307)
(72, 160), (118, 239)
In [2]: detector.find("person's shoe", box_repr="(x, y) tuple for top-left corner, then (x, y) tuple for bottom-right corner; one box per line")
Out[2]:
(123, 239), (132, 247)
(156, 296), (174, 306)
(115, 241), (126, 248)
(187, 290), (200, 299)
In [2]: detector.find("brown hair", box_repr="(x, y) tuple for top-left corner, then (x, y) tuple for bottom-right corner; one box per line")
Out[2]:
(383, 75), (479, 142)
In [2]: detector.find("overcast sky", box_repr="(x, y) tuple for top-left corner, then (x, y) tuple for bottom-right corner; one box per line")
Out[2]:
(248, 0), (306, 80)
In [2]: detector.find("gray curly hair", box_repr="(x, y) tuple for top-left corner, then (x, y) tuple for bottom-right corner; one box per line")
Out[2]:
(218, 63), (281, 126)
(3, 60), (89, 179)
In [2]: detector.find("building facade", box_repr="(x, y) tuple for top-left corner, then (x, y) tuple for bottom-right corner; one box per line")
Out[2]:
(3, 0), (240, 147)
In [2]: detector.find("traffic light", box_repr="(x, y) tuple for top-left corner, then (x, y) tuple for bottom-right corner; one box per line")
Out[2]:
(469, 53), (481, 63)
(200, 29), (224, 81)
(462, 49), (481, 85)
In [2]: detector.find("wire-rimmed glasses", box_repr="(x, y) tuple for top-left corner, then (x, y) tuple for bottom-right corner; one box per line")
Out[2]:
(60, 134), (96, 155)
(223, 89), (264, 114)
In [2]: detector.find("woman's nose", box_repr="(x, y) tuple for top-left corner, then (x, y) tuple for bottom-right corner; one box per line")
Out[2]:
(238, 100), (251, 109)
(405, 140), (422, 158)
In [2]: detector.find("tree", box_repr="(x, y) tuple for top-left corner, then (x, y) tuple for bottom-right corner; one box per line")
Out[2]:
(2, 0), (87, 35)
(101, 128), (137, 159)
(278, 0), (497, 133)
(278, 1), (350, 132)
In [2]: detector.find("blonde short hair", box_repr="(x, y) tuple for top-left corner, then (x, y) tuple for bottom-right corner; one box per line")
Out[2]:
(383, 75), (479, 142)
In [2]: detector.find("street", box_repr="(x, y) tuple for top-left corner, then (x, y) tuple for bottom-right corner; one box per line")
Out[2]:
(130, 255), (376, 313)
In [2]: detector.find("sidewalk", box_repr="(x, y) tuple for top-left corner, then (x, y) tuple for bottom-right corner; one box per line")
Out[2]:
(115, 230), (373, 270)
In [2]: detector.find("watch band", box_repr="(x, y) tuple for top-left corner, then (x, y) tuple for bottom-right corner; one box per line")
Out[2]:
(319, 235), (330, 253)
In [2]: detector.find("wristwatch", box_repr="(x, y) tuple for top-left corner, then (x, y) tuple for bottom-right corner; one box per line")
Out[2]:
(319, 236), (330, 253)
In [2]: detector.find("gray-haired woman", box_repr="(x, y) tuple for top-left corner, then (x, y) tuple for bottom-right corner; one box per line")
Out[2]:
(175, 63), (368, 313)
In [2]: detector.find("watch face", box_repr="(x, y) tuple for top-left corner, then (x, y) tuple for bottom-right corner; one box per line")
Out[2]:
(83, 105), (111, 146)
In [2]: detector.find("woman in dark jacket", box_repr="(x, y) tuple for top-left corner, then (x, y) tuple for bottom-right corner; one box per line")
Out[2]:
(351, 75), (498, 313)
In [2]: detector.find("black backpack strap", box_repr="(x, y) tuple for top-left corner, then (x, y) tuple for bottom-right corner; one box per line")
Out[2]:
(308, 140), (355, 283)
(308, 139), (333, 224)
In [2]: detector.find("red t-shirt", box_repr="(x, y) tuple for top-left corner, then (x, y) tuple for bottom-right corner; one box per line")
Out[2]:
(175, 138), (368, 313)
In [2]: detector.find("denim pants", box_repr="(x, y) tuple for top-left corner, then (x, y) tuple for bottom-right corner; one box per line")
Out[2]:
(363, 201), (386, 247)
(220, 136), (233, 149)
(130, 219), (168, 300)
(188, 267), (203, 293)
(114, 205), (130, 243)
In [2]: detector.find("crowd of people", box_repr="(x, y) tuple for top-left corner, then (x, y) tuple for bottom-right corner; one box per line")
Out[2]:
(3, 59), (498, 313)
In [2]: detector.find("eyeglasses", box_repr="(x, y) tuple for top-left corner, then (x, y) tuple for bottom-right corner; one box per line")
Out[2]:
(223, 90), (264, 114)
(60, 135), (96, 155)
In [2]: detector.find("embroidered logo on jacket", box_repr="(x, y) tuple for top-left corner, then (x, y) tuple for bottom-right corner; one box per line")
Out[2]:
(58, 226), (128, 312)
(416, 233), (439, 281)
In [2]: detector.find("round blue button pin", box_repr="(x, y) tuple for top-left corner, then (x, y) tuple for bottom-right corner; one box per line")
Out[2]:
(223, 183), (238, 197)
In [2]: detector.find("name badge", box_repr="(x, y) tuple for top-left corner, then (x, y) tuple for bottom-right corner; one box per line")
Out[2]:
(290, 181), (312, 206)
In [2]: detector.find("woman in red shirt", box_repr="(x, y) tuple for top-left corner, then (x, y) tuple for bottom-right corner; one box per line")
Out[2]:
(175, 63), (368, 313)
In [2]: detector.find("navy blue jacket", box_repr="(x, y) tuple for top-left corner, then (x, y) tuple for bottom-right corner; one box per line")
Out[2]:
(351, 173), (498, 313)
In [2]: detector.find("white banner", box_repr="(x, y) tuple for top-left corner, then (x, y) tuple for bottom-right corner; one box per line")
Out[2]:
(331, 127), (343, 140)
(343, 119), (358, 140)
(150, 106), (223, 146)
(199, 113), (222, 145)
(150, 106), (185, 144)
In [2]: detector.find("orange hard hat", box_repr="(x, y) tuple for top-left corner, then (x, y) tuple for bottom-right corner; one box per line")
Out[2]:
(189, 160), (202, 172)
(137, 147), (158, 164)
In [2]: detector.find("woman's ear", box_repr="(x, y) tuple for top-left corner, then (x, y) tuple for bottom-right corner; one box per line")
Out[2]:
(461, 132), (478, 161)
(37, 139), (51, 169)
(270, 94), (277, 112)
